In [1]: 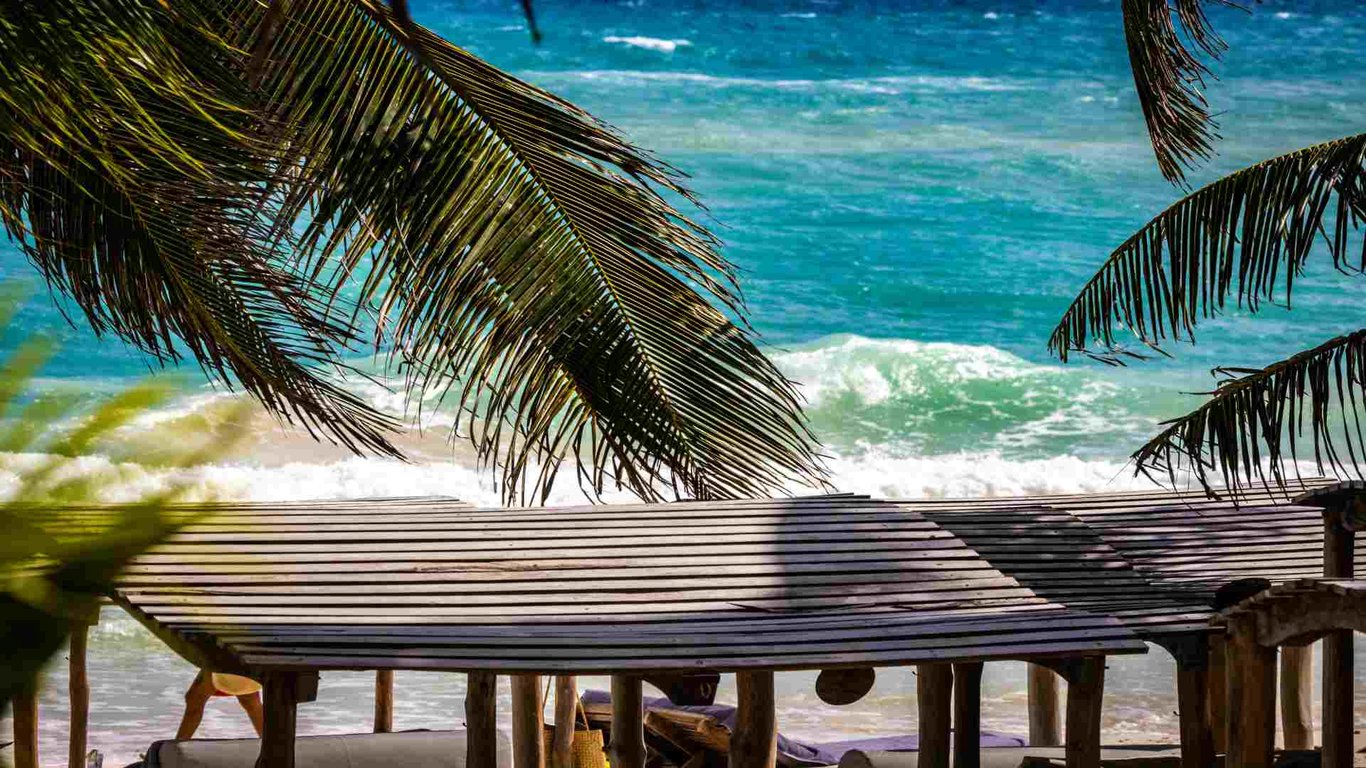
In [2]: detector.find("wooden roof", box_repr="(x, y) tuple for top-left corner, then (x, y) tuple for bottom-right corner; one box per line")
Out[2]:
(111, 495), (1144, 676)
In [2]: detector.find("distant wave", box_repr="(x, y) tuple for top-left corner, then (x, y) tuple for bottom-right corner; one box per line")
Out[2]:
(602, 35), (692, 53)
(536, 69), (1027, 94)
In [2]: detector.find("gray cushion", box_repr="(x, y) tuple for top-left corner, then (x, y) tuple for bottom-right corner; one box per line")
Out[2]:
(146, 730), (511, 768)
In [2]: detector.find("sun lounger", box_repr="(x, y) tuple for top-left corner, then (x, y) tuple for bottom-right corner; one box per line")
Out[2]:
(141, 729), (511, 768)
(581, 690), (1023, 768)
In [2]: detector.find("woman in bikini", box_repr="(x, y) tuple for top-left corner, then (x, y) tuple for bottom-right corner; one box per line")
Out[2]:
(175, 671), (265, 740)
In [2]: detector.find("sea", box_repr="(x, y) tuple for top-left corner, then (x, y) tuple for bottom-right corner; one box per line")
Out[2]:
(4, 0), (1366, 763)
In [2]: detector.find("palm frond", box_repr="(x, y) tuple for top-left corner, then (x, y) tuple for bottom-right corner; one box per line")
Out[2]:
(1122, 0), (1239, 184)
(1135, 329), (1366, 495)
(1050, 133), (1366, 364)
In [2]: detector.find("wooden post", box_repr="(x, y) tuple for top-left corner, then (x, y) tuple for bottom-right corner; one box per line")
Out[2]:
(916, 664), (953, 768)
(465, 672), (499, 767)
(12, 677), (38, 768)
(1028, 664), (1062, 747)
(258, 672), (314, 768)
(608, 675), (646, 768)
(952, 662), (983, 768)
(1278, 645), (1312, 750)
(1225, 621), (1275, 768)
(1064, 657), (1105, 768)
(373, 670), (394, 734)
(69, 625), (90, 768)
(1323, 506), (1354, 768)
(732, 671), (777, 768)
(551, 676), (577, 768)
(1207, 635), (1227, 755)
(1176, 664), (1213, 768)
(511, 674), (544, 768)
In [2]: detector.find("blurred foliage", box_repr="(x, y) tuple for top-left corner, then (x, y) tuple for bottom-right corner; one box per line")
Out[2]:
(0, 289), (248, 737)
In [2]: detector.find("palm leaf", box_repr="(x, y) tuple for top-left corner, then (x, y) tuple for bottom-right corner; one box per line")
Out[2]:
(1134, 329), (1366, 495)
(1122, 0), (1239, 184)
(1050, 132), (1366, 364)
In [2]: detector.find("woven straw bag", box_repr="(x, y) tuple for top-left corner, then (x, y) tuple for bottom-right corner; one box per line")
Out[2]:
(541, 699), (607, 768)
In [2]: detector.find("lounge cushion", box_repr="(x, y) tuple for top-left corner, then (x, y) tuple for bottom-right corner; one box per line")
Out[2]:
(144, 729), (511, 768)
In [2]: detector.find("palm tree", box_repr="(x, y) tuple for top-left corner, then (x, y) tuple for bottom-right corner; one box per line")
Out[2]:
(0, 0), (825, 504)
(1051, 1), (1366, 494)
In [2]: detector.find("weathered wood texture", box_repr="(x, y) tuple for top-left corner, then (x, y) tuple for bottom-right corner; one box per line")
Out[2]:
(1175, 664), (1212, 768)
(1322, 508), (1354, 768)
(1224, 619), (1275, 768)
(732, 671), (777, 768)
(12, 677), (39, 768)
(952, 662), (984, 768)
(551, 676), (578, 768)
(512, 674), (544, 768)
(1027, 664), (1061, 747)
(916, 664), (953, 768)
(258, 673), (311, 768)
(1207, 636), (1227, 754)
(69, 624), (90, 768)
(1278, 645), (1312, 750)
(373, 669), (394, 733)
(465, 672), (498, 768)
(1064, 657), (1105, 768)
(609, 676), (646, 768)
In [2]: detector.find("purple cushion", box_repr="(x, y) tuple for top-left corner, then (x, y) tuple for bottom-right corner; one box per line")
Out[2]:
(581, 690), (1025, 765)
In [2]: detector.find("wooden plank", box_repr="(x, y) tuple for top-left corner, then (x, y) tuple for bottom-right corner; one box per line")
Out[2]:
(511, 674), (544, 768)
(465, 672), (498, 768)
(732, 671), (777, 768)
(916, 664), (952, 768)
(1224, 619), (1275, 768)
(1278, 645), (1312, 751)
(952, 662), (983, 768)
(1175, 664), (1212, 768)
(1064, 657), (1105, 768)
(373, 670), (394, 733)
(69, 625), (90, 768)
(609, 676), (646, 768)
(12, 677), (38, 768)
(551, 676), (577, 768)
(1028, 664), (1061, 747)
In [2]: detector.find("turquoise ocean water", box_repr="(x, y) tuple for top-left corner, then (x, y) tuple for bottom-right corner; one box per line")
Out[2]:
(6, 0), (1366, 762)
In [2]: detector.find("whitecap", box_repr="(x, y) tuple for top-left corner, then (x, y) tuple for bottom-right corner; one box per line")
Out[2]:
(602, 35), (692, 53)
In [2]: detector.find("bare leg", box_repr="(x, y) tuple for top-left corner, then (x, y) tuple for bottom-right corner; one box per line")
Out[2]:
(176, 671), (216, 740)
(238, 692), (265, 736)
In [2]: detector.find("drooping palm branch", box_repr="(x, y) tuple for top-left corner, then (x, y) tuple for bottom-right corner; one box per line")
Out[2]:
(1051, 133), (1366, 364)
(0, 0), (825, 503)
(1122, 0), (1243, 184)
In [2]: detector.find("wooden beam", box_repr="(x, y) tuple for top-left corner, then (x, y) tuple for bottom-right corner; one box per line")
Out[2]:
(1064, 657), (1105, 768)
(1176, 664), (1213, 768)
(916, 663), (953, 768)
(1323, 506), (1354, 768)
(12, 677), (38, 768)
(551, 676), (577, 768)
(373, 670), (394, 733)
(465, 672), (498, 768)
(952, 662), (983, 768)
(1028, 664), (1062, 747)
(1278, 645), (1312, 751)
(511, 674), (544, 768)
(732, 671), (777, 768)
(1225, 619), (1275, 768)
(69, 625), (90, 768)
(258, 672), (313, 768)
(609, 675), (646, 768)
(1207, 635), (1227, 755)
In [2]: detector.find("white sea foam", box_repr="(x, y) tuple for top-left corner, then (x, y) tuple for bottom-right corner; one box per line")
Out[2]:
(602, 35), (692, 53)
(781, 12), (818, 19)
(538, 70), (1027, 94)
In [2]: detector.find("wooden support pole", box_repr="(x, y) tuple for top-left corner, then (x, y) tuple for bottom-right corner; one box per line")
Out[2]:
(511, 674), (544, 768)
(609, 675), (646, 768)
(12, 677), (39, 768)
(732, 671), (777, 768)
(69, 625), (90, 768)
(1176, 664), (1213, 768)
(373, 670), (394, 733)
(1323, 506), (1355, 768)
(1225, 621), (1276, 768)
(1207, 635), (1227, 755)
(916, 663), (953, 768)
(465, 672), (498, 768)
(551, 676), (577, 768)
(1278, 645), (1312, 751)
(258, 673), (308, 768)
(1064, 657), (1105, 768)
(952, 662), (983, 768)
(1028, 664), (1062, 747)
